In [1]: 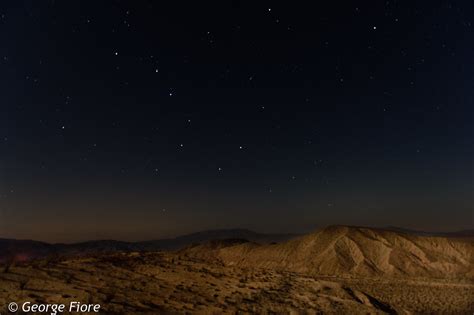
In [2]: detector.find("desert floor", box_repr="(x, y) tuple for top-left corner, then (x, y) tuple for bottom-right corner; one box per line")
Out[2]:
(0, 252), (473, 314)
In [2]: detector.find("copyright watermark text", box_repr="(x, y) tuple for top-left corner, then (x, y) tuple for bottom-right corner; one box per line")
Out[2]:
(6, 301), (100, 314)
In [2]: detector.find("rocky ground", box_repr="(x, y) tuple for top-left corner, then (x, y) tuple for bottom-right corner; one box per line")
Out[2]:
(1, 252), (473, 314)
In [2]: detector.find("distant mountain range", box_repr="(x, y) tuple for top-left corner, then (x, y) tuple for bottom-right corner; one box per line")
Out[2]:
(0, 229), (298, 263)
(383, 226), (474, 237)
(1, 226), (473, 264)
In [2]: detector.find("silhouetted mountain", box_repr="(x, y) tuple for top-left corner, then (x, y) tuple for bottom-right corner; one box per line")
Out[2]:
(0, 238), (55, 263)
(139, 228), (297, 250)
(56, 240), (139, 254)
(0, 229), (297, 262)
(384, 226), (474, 237)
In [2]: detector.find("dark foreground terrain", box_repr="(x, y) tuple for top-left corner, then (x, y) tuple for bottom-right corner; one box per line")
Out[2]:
(1, 226), (473, 314)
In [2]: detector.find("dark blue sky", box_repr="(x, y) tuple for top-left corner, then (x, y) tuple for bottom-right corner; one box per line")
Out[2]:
(0, 1), (472, 242)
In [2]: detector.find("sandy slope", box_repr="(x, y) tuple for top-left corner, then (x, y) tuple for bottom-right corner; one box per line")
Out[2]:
(180, 225), (474, 280)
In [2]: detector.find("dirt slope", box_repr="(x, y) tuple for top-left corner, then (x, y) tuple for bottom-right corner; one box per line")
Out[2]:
(180, 225), (474, 280)
(2, 252), (473, 314)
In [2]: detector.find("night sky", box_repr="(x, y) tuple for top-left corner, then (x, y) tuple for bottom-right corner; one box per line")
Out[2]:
(1, 1), (473, 242)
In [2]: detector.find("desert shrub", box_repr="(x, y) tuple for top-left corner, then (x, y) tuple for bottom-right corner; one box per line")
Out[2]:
(2, 258), (14, 273)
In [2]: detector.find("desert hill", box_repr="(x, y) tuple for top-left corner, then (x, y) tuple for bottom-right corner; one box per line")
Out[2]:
(179, 225), (474, 280)
(2, 226), (472, 280)
(1, 226), (473, 314)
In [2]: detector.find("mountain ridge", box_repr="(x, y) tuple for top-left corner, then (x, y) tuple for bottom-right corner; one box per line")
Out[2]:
(2, 225), (473, 280)
(178, 225), (474, 280)
(0, 228), (298, 262)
